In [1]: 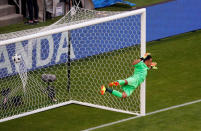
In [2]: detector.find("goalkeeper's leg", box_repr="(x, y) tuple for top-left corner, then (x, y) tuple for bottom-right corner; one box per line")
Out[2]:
(101, 85), (134, 98)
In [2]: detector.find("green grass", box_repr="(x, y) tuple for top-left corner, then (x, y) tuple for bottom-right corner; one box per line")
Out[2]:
(0, 104), (131, 131)
(97, 102), (201, 131)
(0, 29), (200, 130)
(146, 31), (201, 112)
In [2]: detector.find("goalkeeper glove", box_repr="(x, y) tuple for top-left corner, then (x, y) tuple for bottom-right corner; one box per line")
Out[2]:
(151, 62), (158, 70)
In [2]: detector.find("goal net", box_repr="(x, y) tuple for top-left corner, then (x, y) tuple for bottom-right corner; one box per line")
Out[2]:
(0, 7), (146, 122)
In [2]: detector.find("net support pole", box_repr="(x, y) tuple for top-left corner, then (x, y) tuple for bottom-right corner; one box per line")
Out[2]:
(67, 33), (71, 93)
(140, 9), (146, 116)
(67, 0), (71, 92)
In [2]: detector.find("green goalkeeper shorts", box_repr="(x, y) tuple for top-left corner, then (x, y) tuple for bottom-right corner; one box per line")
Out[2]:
(121, 85), (137, 97)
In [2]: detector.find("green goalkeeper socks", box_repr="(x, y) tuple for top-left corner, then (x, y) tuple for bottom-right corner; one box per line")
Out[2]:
(112, 90), (122, 98)
(106, 88), (122, 98)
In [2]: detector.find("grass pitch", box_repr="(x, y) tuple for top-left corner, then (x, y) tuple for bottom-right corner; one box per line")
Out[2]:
(0, 29), (200, 131)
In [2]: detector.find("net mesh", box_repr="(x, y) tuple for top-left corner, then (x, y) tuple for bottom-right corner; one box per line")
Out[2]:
(0, 7), (142, 120)
(0, 7), (120, 41)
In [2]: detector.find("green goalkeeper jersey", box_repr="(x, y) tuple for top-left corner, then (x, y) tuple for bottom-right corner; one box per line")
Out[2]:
(126, 61), (149, 87)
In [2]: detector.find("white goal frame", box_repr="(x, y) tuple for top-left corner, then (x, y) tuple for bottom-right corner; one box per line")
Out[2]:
(0, 8), (146, 123)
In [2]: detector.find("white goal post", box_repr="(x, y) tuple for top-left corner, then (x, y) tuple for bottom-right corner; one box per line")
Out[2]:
(140, 10), (146, 116)
(0, 8), (146, 123)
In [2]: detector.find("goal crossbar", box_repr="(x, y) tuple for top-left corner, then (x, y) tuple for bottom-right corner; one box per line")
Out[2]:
(0, 8), (146, 46)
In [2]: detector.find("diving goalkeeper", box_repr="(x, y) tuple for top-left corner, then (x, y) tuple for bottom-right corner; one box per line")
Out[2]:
(100, 53), (157, 98)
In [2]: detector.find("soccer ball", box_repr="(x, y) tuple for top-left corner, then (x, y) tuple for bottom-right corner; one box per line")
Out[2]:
(12, 54), (22, 63)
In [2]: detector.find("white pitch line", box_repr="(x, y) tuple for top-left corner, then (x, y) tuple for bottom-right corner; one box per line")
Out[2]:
(83, 99), (201, 131)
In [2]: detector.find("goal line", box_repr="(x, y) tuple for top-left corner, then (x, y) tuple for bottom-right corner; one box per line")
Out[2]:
(83, 99), (201, 131)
